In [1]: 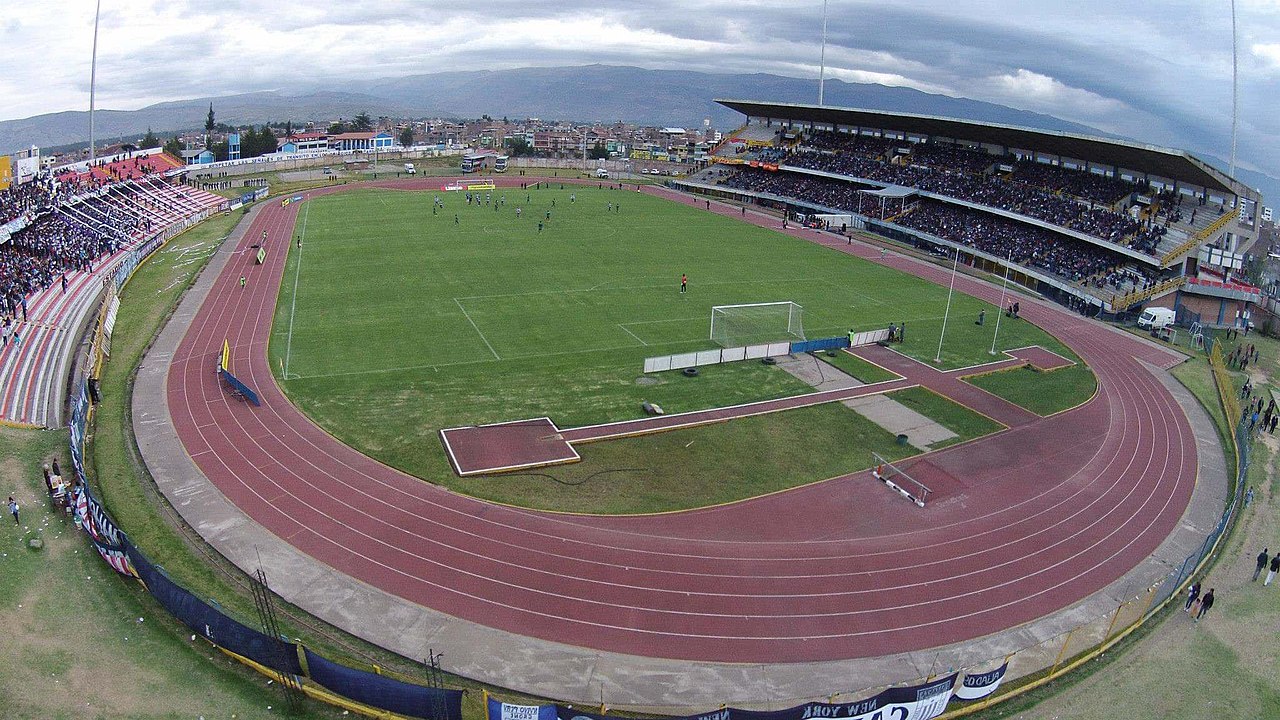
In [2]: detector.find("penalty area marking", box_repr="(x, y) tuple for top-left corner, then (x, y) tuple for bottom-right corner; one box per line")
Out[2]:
(454, 298), (501, 360)
(617, 324), (648, 346)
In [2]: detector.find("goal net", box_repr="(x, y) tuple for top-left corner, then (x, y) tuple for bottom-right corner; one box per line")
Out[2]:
(709, 302), (805, 348)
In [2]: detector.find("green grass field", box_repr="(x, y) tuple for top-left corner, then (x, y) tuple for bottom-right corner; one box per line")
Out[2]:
(269, 186), (1091, 505)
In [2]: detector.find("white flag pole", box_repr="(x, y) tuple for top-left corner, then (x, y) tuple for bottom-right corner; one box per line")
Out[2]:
(990, 249), (1013, 355)
(935, 246), (960, 364)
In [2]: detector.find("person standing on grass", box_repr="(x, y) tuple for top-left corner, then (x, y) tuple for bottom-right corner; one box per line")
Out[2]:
(1184, 581), (1201, 612)
(7, 496), (18, 525)
(1195, 589), (1215, 621)
(1256, 548), (1269, 581)
(680, 274), (687, 294)
(1267, 556), (1279, 586)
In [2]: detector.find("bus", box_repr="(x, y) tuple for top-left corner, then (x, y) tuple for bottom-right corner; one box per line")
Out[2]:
(461, 153), (491, 173)
(494, 155), (509, 173)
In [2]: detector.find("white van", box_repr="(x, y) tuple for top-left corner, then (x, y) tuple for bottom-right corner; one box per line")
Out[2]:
(594, 168), (609, 179)
(1137, 307), (1175, 330)
(404, 163), (416, 175)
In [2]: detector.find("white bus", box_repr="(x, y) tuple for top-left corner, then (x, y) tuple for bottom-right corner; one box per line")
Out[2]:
(494, 155), (509, 173)
(460, 153), (491, 173)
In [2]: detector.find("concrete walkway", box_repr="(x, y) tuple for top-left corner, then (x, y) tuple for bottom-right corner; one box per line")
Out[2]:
(775, 353), (956, 451)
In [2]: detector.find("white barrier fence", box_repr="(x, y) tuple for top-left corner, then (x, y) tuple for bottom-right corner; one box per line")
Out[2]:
(642, 328), (891, 374)
(643, 342), (791, 373)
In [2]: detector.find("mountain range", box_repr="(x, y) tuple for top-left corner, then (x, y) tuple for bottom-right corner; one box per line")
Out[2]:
(2, 64), (1274, 202)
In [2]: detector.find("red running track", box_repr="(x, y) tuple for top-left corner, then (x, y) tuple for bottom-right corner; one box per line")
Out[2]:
(165, 179), (1195, 663)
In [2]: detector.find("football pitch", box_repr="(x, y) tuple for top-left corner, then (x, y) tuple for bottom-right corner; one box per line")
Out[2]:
(268, 186), (1090, 503)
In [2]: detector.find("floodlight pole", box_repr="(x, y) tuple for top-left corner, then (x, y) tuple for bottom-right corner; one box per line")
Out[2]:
(818, 0), (829, 106)
(88, 0), (102, 165)
(935, 246), (960, 364)
(990, 249), (1013, 355)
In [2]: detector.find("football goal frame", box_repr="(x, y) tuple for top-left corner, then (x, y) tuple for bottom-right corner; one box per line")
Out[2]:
(709, 301), (805, 348)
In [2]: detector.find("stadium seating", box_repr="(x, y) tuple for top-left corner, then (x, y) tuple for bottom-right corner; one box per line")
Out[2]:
(716, 167), (1158, 295)
(778, 130), (1163, 253)
(0, 171), (225, 426)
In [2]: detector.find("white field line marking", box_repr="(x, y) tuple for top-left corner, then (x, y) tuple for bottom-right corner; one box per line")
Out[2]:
(455, 277), (814, 302)
(620, 316), (705, 325)
(618, 324), (648, 346)
(284, 202), (311, 376)
(287, 338), (712, 381)
(454, 298), (501, 360)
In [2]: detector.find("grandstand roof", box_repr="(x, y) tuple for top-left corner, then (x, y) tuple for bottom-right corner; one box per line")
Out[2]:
(716, 100), (1255, 199)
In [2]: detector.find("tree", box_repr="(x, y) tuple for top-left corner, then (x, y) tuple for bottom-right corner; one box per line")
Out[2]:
(588, 141), (609, 160)
(205, 103), (215, 147)
(163, 135), (183, 158)
(352, 112), (373, 132)
(210, 140), (229, 162)
(256, 125), (276, 156)
(398, 126), (414, 148)
(284, 120), (293, 139)
(504, 137), (532, 157)
(328, 121), (348, 135)
(140, 127), (160, 149)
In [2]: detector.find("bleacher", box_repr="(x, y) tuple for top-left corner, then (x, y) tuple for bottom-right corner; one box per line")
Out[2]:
(0, 173), (225, 427)
(778, 130), (1168, 255)
(715, 166), (1160, 304)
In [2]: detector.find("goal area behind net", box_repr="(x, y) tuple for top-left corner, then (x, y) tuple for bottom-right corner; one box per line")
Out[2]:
(709, 302), (804, 348)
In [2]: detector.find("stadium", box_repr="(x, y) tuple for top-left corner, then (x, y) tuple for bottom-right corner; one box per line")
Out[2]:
(0, 40), (1271, 720)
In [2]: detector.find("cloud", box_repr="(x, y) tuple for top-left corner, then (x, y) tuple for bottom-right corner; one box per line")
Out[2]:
(2, 1), (1278, 174)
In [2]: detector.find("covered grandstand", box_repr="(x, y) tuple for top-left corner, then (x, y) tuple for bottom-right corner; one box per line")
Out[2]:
(691, 100), (1264, 318)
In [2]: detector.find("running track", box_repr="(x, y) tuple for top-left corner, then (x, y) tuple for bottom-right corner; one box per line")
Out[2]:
(164, 179), (1194, 663)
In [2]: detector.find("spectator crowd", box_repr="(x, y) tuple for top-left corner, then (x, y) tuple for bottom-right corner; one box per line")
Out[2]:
(717, 166), (1157, 293)
(775, 130), (1170, 255)
(0, 176), (146, 326)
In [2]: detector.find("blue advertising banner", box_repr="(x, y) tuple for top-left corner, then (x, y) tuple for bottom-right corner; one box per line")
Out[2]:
(308, 649), (462, 720)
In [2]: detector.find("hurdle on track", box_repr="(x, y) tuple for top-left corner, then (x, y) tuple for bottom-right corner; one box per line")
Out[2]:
(871, 452), (931, 507)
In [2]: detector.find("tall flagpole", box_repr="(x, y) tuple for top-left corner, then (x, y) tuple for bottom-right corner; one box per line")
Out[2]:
(1223, 0), (1233, 179)
(817, 0), (829, 106)
(990, 249), (1013, 355)
(935, 246), (960, 364)
(89, 0), (102, 165)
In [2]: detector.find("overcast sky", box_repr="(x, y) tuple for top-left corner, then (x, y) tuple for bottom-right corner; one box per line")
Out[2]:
(1, 1), (1277, 173)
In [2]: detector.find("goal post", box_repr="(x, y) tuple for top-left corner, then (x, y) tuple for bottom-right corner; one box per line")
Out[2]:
(709, 301), (805, 348)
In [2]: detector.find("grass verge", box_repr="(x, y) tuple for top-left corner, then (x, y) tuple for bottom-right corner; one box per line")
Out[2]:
(887, 386), (1004, 448)
(814, 349), (901, 383)
(964, 363), (1097, 416)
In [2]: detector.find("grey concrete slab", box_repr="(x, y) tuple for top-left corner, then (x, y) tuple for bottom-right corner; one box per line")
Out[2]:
(843, 395), (957, 449)
(776, 353), (954, 450)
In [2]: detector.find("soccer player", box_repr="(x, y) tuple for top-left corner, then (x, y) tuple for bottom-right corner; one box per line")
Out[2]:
(680, 274), (687, 293)
(239, 275), (246, 289)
